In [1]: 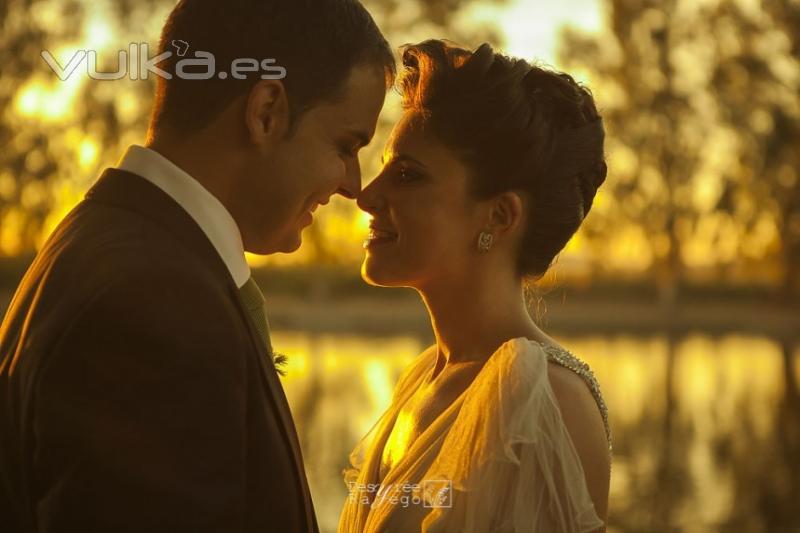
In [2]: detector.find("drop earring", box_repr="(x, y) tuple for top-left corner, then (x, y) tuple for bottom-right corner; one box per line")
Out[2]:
(477, 232), (493, 252)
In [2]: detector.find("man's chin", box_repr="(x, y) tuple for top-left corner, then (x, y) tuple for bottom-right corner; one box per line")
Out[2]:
(246, 231), (302, 255)
(276, 233), (303, 254)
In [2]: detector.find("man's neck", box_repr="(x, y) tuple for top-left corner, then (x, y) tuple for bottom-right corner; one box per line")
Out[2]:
(147, 136), (236, 215)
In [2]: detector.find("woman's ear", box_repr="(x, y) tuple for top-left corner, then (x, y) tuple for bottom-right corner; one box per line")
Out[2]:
(244, 79), (290, 148)
(488, 190), (526, 237)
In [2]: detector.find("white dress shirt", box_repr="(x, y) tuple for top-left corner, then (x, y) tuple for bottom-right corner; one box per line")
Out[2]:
(115, 144), (251, 288)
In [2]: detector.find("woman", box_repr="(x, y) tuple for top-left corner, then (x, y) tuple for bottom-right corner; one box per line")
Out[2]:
(338, 40), (612, 532)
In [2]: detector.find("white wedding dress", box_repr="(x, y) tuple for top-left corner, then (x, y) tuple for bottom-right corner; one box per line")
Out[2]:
(337, 338), (612, 532)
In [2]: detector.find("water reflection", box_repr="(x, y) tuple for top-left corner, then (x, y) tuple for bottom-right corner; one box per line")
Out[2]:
(273, 332), (421, 529)
(273, 331), (800, 532)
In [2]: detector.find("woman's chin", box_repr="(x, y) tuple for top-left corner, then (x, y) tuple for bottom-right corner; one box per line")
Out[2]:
(360, 260), (403, 287)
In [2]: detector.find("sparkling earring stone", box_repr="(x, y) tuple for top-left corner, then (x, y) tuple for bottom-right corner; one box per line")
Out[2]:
(478, 232), (493, 252)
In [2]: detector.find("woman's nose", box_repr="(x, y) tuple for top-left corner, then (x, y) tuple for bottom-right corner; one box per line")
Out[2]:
(356, 175), (383, 214)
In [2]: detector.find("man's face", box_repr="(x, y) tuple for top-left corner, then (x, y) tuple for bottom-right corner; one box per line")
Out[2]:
(238, 64), (387, 254)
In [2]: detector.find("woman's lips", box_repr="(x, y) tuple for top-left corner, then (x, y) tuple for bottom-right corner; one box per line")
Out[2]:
(363, 228), (398, 249)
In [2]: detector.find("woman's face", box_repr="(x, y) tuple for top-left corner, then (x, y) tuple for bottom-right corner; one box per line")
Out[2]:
(357, 112), (489, 289)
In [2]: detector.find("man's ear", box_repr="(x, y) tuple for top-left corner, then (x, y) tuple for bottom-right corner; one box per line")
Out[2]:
(244, 79), (290, 148)
(488, 191), (526, 237)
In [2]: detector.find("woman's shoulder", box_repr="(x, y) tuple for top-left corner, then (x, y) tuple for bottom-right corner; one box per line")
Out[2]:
(536, 341), (612, 451)
(545, 355), (609, 449)
(497, 338), (612, 454)
(541, 344), (612, 521)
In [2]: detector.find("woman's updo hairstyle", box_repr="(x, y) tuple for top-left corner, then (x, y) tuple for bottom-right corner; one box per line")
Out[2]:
(397, 39), (607, 280)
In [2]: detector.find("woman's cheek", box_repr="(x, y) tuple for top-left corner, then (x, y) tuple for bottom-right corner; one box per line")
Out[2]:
(416, 218), (449, 255)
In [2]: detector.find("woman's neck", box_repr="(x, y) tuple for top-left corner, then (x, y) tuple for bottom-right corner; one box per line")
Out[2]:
(417, 274), (545, 381)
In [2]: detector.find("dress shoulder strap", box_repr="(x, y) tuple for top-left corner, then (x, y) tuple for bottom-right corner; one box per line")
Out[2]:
(540, 343), (613, 455)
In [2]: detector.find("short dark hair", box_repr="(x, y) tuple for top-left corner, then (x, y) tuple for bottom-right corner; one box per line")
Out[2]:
(398, 40), (607, 280)
(149, 0), (395, 136)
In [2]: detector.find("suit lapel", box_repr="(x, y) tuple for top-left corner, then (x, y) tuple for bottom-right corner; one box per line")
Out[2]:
(230, 283), (316, 528)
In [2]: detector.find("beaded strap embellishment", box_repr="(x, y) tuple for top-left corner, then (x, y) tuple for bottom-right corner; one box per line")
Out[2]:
(539, 343), (613, 456)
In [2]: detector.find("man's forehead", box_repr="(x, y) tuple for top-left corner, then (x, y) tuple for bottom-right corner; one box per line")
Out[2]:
(316, 102), (375, 142)
(322, 75), (385, 137)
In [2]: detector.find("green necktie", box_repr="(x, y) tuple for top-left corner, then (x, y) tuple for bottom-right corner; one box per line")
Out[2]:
(238, 276), (286, 375)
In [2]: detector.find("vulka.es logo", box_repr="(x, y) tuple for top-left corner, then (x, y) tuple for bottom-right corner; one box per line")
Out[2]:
(41, 42), (287, 81)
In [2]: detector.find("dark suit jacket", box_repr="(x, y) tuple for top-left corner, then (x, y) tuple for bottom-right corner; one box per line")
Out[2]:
(0, 168), (318, 532)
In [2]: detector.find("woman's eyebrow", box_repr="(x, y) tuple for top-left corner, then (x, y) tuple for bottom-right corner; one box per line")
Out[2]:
(380, 153), (426, 167)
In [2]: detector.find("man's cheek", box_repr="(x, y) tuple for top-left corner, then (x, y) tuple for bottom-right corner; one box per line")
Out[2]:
(320, 153), (347, 188)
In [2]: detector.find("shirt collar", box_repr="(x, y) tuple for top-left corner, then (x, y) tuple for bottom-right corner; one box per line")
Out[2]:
(115, 144), (251, 288)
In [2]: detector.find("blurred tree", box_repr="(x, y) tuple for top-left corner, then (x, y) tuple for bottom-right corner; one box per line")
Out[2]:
(0, 0), (81, 255)
(0, 0), (167, 257)
(559, 2), (800, 530)
(559, 0), (800, 298)
(760, 0), (800, 299)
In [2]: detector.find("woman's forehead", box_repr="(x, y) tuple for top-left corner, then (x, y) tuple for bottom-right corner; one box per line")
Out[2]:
(384, 114), (435, 159)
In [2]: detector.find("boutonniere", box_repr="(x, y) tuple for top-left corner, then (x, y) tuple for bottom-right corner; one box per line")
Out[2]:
(271, 351), (288, 377)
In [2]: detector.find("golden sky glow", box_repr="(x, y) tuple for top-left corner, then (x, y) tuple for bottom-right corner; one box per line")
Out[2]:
(460, 0), (604, 67)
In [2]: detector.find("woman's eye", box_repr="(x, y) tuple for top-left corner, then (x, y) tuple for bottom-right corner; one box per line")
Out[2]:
(397, 167), (419, 182)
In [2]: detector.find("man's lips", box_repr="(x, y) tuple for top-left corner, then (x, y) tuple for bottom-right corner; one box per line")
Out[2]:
(308, 196), (331, 214)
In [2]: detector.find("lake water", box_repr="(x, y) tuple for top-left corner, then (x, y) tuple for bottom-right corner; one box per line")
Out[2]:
(273, 331), (800, 532)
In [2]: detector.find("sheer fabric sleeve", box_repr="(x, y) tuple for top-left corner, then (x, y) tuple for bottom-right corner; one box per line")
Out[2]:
(419, 339), (605, 533)
(342, 345), (437, 486)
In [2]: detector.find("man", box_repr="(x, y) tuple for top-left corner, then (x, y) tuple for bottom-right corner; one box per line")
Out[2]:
(0, 0), (393, 531)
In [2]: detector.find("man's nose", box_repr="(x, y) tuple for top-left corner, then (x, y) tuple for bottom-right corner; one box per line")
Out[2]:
(336, 159), (362, 200)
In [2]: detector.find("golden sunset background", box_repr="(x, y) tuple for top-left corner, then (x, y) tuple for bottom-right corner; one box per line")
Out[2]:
(1, 0), (799, 531)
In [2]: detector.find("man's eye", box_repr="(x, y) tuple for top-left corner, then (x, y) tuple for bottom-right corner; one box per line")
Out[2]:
(339, 144), (358, 158)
